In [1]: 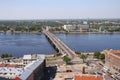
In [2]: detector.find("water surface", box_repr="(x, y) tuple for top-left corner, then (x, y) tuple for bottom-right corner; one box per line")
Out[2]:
(0, 33), (120, 57)
(0, 33), (56, 57)
(56, 33), (120, 52)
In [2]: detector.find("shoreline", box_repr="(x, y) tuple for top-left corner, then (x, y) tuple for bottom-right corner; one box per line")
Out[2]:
(52, 31), (120, 34)
(1, 31), (120, 34)
(0, 31), (42, 34)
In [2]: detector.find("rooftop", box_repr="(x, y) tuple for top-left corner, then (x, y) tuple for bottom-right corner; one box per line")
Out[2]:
(23, 54), (41, 60)
(0, 67), (23, 79)
(0, 64), (16, 68)
(105, 50), (120, 59)
(23, 55), (32, 59)
(16, 54), (45, 80)
(110, 50), (120, 57)
(75, 75), (103, 80)
(0, 54), (45, 80)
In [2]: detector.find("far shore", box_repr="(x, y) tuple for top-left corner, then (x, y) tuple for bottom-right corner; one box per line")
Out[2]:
(0, 31), (42, 34)
(1, 30), (120, 34)
(51, 31), (120, 34)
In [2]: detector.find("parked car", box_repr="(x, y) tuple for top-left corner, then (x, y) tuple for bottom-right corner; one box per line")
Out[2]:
(66, 70), (72, 72)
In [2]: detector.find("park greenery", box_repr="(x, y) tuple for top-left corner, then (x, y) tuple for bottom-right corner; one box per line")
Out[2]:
(0, 19), (120, 33)
(99, 54), (105, 60)
(0, 53), (13, 58)
(0, 20), (63, 33)
(93, 51), (101, 58)
(63, 56), (71, 64)
(80, 54), (88, 63)
(93, 51), (105, 60)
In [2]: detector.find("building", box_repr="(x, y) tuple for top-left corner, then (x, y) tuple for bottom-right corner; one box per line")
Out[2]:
(0, 64), (23, 79)
(108, 26), (120, 31)
(104, 50), (120, 74)
(0, 54), (45, 80)
(62, 25), (75, 31)
(77, 24), (89, 32)
(83, 21), (88, 25)
(74, 74), (104, 80)
(62, 24), (89, 32)
(99, 26), (105, 32)
(23, 54), (41, 65)
(15, 55), (45, 80)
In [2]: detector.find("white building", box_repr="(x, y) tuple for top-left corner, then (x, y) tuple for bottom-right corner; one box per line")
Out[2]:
(62, 24), (89, 32)
(23, 54), (41, 65)
(83, 21), (88, 24)
(62, 25), (74, 31)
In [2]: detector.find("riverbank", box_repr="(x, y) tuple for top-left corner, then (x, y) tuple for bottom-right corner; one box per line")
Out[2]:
(1, 30), (120, 34)
(51, 31), (120, 34)
(0, 31), (42, 34)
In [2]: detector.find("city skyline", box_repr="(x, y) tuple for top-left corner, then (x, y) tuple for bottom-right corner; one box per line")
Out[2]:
(0, 0), (120, 20)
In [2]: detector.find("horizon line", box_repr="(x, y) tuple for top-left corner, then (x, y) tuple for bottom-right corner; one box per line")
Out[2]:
(0, 18), (120, 21)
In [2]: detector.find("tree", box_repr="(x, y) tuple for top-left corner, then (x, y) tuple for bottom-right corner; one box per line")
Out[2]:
(99, 54), (105, 60)
(1, 53), (13, 58)
(1, 54), (5, 58)
(80, 54), (87, 63)
(63, 56), (71, 64)
(94, 51), (101, 59)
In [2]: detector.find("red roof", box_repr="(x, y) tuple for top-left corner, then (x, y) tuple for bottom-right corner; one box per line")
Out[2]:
(14, 77), (21, 80)
(7, 64), (16, 67)
(0, 64), (6, 67)
(75, 75), (81, 80)
(0, 64), (16, 67)
(75, 75), (103, 80)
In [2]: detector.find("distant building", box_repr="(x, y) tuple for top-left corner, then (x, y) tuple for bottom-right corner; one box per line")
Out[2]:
(77, 24), (89, 32)
(104, 50), (120, 74)
(83, 21), (88, 25)
(62, 25), (74, 31)
(62, 24), (89, 32)
(108, 26), (120, 31)
(99, 26), (105, 32)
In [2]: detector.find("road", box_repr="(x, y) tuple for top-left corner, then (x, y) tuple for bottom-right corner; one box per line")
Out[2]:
(43, 29), (78, 61)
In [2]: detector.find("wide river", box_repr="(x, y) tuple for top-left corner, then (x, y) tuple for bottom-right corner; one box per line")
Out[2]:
(0, 33), (120, 57)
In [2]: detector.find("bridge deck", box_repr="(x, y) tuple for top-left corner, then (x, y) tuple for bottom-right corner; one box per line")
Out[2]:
(43, 30), (76, 60)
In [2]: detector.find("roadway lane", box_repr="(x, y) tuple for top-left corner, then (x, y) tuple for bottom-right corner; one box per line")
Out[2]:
(43, 30), (77, 60)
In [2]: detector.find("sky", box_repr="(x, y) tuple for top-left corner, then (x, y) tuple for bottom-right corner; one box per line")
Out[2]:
(0, 0), (120, 20)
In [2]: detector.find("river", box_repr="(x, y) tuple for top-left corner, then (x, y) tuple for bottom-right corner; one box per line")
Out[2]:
(0, 33), (120, 57)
